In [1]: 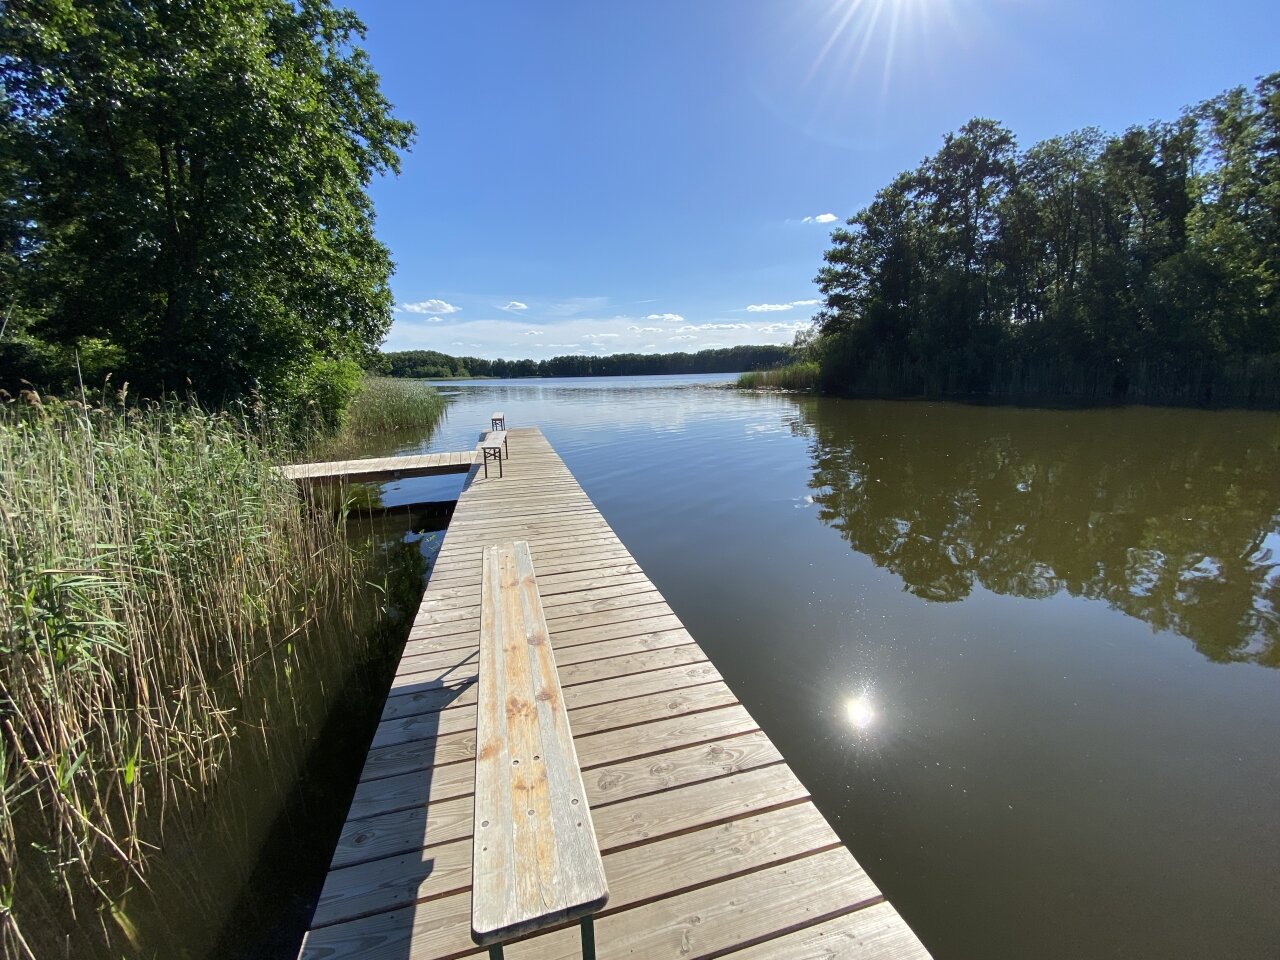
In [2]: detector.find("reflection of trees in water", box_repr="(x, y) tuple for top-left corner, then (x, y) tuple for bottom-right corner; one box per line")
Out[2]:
(792, 399), (1280, 667)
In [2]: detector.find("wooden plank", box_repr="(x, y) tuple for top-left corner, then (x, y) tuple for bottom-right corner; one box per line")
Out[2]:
(369, 676), (736, 755)
(280, 451), (477, 483)
(379, 660), (722, 724)
(725, 901), (932, 960)
(399, 620), (690, 675)
(313, 786), (823, 930)
(502, 847), (881, 960)
(471, 542), (608, 945)
(302, 845), (878, 960)
(329, 755), (794, 870)
(348, 721), (772, 823)
(387, 642), (708, 698)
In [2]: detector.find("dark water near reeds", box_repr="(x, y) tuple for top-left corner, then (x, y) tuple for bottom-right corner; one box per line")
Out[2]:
(311, 375), (1280, 960)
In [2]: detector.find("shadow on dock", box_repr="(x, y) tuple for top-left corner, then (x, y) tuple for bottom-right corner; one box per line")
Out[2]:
(300, 653), (477, 959)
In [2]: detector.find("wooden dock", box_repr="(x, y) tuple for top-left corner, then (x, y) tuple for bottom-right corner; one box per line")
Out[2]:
(281, 451), (478, 483)
(300, 427), (931, 960)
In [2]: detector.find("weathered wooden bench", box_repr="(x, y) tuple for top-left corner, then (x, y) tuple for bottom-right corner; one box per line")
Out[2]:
(491, 411), (506, 431)
(472, 541), (608, 959)
(478, 430), (507, 478)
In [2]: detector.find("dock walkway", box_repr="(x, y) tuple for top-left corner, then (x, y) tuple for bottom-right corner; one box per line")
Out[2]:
(281, 451), (478, 484)
(300, 427), (931, 960)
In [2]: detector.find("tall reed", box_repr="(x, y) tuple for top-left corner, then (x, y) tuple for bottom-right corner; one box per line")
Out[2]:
(310, 376), (449, 460)
(0, 393), (413, 958)
(736, 361), (821, 391)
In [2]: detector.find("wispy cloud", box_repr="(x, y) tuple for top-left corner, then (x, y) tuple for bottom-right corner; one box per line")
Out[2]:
(500, 300), (529, 311)
(628, 325), (663, 333)
(691, 322), (750, 331)
(802, 213), (839, 224)
(399, 299), (460, 315)
(668, 334), (697, 341)
(791, 299), (820, 306)
(545, 297), (609, 317)
(523, 329), (541, 336)
(646, 313), (685, 323)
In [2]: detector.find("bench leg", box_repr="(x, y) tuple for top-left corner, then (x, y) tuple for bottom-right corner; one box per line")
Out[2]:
(580, 916), (596, 960)
(488, 946), (504, 960)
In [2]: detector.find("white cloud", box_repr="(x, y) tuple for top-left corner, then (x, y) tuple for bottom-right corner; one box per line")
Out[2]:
(646, 313), (685, 323)
(523, 330), (541, 336)
(628, 325), (663, 333)
(802, 213), (839, 224)
(746, 299), (820, 313)
(692, 322), (749, 331)
(584, 333), (620, 339)
(668, 334), (697, 341)
(399, 299), (460, 315)
(500, 301), (529, 311)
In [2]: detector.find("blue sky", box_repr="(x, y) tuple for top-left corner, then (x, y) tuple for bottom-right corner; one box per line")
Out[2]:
(348, 0), (1280, 358)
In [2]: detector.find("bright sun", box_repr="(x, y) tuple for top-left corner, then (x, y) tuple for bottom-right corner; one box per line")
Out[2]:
(808, 0), (956, 90)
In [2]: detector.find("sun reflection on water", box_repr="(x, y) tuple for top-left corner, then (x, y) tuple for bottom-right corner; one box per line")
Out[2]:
(845, 692), (877, 731)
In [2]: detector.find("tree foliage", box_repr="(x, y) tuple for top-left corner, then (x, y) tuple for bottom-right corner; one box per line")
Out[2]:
(812, 74), (1280, 406)
(0, 0), (413, 422)
(378, 344), (794, 379)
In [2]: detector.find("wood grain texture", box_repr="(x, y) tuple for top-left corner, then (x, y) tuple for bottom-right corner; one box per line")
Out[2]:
(301, 427), (931, 960)
(280, 451), (478, 483)
(470, 541), (608, 945)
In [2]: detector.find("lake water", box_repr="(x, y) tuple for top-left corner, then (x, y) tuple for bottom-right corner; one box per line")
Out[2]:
(363, 374), (1280, 960)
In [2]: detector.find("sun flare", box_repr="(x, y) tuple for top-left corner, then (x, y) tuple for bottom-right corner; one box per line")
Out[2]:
(845, 693), (877, 731)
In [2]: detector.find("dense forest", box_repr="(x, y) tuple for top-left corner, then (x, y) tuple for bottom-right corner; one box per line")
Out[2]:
(810, 73), (1280, 406)
(377, 344), (793, 379)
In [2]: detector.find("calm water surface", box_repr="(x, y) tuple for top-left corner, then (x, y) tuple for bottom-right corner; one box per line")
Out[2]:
(374, 375), (1280, 960)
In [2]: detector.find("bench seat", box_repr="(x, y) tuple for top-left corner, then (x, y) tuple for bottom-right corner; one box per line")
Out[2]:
(477, 430), (507, 477)
(472, 541), (608, 954)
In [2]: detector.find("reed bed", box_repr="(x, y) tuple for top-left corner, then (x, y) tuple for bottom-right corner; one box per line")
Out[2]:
(736, 361), (821, 391)
(311, 376), (449, 460)
(0, 393), (419, 958)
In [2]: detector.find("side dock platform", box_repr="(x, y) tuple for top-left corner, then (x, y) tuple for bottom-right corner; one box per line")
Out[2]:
(300, 426), (931, 960)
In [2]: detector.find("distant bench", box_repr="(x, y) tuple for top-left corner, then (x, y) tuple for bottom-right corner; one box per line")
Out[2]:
(478, 430), (507, 478)
(472, 541), (608, 959)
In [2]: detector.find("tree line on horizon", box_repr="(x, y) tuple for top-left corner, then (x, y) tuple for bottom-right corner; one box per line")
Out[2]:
(376, 344), (793, 379)
(808, 72), (1280, 406)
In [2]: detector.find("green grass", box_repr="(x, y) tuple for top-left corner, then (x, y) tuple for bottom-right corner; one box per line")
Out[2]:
(0, 392), (420, 958)
(736, 361), (820, 391)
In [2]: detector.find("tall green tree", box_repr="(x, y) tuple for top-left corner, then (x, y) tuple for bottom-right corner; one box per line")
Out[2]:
(812, 73), (1280, 407)
(0, 0), (413, 419)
